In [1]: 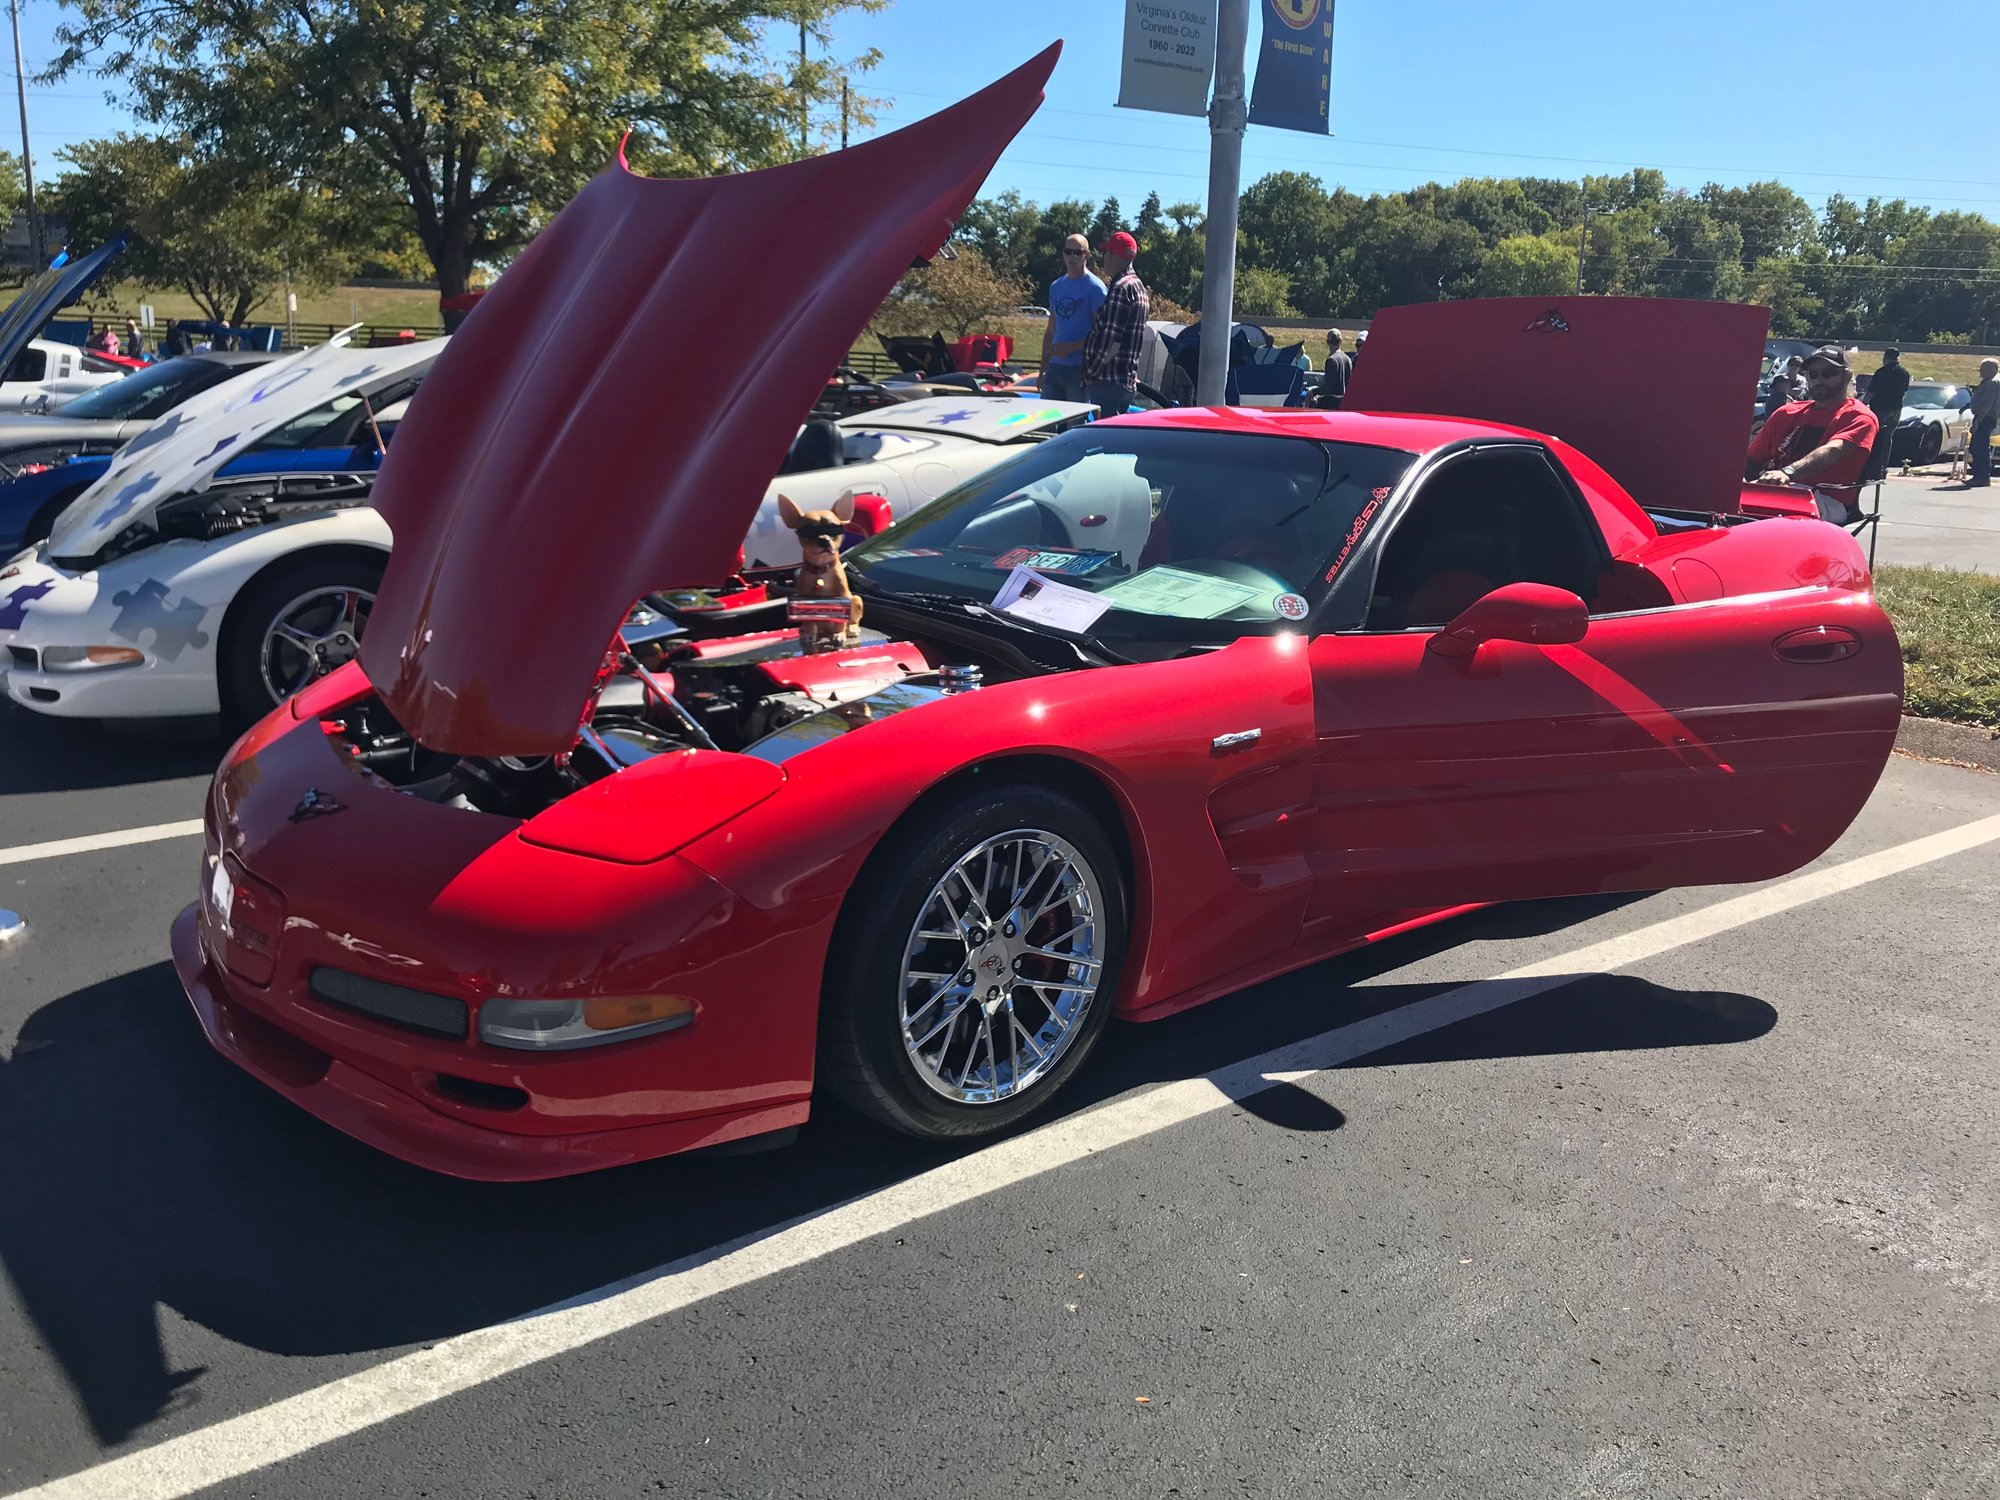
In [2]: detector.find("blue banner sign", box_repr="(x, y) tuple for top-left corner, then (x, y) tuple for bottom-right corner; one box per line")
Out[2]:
(1247, 0), (1333, 135)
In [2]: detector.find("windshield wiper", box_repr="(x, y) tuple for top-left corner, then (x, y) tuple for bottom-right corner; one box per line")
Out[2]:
(857, 584), (1126, 667)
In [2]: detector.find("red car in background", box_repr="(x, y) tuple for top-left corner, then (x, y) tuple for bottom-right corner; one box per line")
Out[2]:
(171, 48), (1902, 1180)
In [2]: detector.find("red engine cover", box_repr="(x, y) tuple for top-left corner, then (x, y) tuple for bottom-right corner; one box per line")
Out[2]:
(753, 640), (931, 701)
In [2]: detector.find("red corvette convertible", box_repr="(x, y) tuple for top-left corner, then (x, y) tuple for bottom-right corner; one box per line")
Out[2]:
(171, 50), (1902, 1180)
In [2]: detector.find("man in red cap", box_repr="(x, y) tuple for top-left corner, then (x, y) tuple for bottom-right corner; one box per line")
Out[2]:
(1080, 230), (1150, 418)
(1747, 344), (1879, 522)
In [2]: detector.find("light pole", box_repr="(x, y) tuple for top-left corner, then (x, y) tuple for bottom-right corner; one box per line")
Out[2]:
(1575, 203), (1592, 296)
(9, 0), (43, 265)
(1196, 0), (1250, 407)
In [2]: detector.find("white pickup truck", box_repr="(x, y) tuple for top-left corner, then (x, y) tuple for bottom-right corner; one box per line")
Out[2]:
(2, 337), (127, 412)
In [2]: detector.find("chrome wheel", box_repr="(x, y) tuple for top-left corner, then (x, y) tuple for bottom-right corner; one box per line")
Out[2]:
(899, 828), (1107, 1105)
(260, 585), (373, 703)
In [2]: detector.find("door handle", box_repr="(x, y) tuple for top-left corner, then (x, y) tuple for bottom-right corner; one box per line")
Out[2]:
(1772, 625), (1861, 664)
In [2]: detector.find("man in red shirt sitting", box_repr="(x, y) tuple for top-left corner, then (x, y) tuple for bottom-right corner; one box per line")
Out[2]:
(1747, 344), (1880, 522)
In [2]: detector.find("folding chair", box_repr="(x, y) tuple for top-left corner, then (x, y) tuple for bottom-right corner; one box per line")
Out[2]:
(1843, 479), (1884, 568)
(1839, 429), (1887, 568)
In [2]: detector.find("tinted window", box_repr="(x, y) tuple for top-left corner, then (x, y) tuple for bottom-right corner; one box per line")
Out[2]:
(846, 427), (1414, 638)
(1364, 449), (1604, 630)
(52, 358), (238, 420)
(256, 394), (365, 450)
(4, 348), (47, 383)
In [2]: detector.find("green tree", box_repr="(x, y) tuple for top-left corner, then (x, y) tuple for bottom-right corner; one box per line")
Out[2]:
(1474, 233), (1577, 298)
(1133, 191), (1164, 248)
(1087, 197), (1127, 251)
(1029, 198), (1096, 287)
(1231, 265), (1296, 317)
(1145, 202), (1206, 308)
(0, 150), (23, 260)
(49, 0), (885, 303)
(1238, 171), (1337, 313)
(873, 245), (1026, 339)
(1698, 181), (1815, 266)
(960, 190), (1042, 287)
(50, 133), (355, 323)
(1881, 211), (2000, 344)
(1747, 255), (1823, 337)
(1349, 205), (1484, 308)
(1645, 196), (1744, 301)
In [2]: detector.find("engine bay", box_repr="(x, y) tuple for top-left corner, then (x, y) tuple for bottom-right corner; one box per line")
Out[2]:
(54, 472), (378, 569)
(319, 623), (1013, 819)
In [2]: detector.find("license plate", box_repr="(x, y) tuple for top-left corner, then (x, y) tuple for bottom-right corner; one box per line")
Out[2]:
(208, 858), (235, 933)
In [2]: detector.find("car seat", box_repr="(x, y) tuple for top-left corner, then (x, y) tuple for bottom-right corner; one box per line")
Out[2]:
(778, 419), (844, 475)
(1032, 460), (1154, 567)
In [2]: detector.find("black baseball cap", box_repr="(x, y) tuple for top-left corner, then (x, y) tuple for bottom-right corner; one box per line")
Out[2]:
(1804, 345), (1849, 372)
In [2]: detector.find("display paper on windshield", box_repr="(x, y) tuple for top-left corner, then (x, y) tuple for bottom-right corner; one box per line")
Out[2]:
(992, 566), (1111, 634)
(1100, 566), (1264, 619)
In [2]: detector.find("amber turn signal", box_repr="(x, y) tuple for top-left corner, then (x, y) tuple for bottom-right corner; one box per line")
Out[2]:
(584, 994), (695, 1031)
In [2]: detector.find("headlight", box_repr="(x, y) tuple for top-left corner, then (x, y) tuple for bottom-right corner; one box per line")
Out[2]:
(477, 994), (695, 1050)
(40, 645), (144, 672)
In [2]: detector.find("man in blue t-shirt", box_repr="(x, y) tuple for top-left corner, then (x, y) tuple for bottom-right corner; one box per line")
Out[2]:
(1039, 233), (1105, 404)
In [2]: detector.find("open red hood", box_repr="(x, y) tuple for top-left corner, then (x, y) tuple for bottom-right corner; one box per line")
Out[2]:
(360, 43), (1060, 755)
(1343, 296), (1768, 517)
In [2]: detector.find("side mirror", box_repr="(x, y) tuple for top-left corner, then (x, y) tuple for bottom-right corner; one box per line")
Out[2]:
(1427, 581), (1588, 658)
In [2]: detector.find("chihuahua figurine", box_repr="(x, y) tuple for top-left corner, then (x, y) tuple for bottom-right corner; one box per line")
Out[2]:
(779, 491), (864, 652)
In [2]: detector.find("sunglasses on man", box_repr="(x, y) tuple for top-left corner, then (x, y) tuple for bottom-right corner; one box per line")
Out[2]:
(1063, 247), (1087, 257)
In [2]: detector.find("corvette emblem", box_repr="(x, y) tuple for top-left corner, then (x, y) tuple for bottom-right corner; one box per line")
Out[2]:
(288, 786), (348, 823)
(1524, 308), (1572, 334)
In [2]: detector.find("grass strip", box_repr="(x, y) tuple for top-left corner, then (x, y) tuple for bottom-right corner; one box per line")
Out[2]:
(1875, 565), (2000, 728)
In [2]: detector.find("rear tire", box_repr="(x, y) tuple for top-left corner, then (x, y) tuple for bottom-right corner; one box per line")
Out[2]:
(219, 552), (384, 727)
(819, 781), (1127, 1140)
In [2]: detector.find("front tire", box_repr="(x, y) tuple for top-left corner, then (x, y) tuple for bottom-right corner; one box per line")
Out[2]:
(220, 552), (384, 726)
(819, 781), (1127, 1140)
(1919, 423), (1943, 465)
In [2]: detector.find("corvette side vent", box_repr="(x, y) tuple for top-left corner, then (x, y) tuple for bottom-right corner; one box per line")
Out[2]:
(308, 967), (468, 1040)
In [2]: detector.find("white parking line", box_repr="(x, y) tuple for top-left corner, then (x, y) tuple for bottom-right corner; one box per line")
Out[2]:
(11, 811), (2000, 1500)
(0, 821), (204, 870)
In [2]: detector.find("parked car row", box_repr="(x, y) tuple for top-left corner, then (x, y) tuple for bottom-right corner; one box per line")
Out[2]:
(2, 339), (439, 722)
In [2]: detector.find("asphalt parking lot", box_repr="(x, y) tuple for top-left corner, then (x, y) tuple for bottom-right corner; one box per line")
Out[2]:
(0, 702), (1995, 1500)
(1869, 467), (2000, 572)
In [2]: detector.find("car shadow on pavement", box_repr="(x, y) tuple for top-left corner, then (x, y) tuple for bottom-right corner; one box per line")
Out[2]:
(0, 894), (1772, 1448)
(0, 703), (223, 795)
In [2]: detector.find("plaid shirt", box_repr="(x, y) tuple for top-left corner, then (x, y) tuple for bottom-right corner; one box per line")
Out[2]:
(1081, 271), (1150, 389)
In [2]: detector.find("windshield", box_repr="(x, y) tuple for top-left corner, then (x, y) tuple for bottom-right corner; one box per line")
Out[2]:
(54, 358), (236, 421)
(1904, 386), (1960, 409)
(845, 426), (1415, 640)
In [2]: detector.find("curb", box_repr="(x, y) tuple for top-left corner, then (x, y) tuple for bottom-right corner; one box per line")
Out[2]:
(1895, 714), (2000, 774)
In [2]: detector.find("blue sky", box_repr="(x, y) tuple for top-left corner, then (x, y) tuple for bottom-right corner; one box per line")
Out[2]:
(825, 1), (2000, 220)
(8, 0), (1997, 220)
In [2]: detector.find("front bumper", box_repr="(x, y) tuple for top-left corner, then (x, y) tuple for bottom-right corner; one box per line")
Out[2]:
(173, 905), (810, 1181)
(0, 557), (220, 717)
